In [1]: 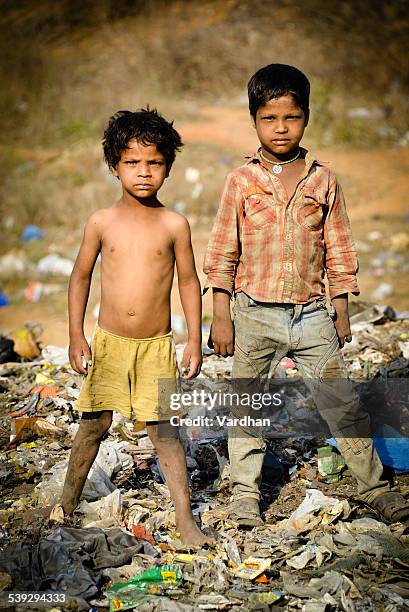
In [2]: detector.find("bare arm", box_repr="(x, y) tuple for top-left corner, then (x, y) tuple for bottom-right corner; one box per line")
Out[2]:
(68, 212), (103, 374)
(174, 216), (202, 379)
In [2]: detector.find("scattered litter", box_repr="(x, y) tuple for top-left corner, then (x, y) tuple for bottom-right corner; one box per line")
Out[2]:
(37, 254), (74, 276)
(24, 280), (63, 302)
(21, 224), (46, 241)
(371, 282), (394, 301)
(233, 557), (271, 579)
(0, 252), (27, 277)
(9, 326), (41, 359)
(1, 303), (409, 609)
(185, 167), (200, 183)
(0, 292), (10, 307)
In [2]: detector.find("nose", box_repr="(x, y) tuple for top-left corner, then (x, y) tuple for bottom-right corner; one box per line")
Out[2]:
(138, 162), (151, 176)
(275, 120), (287, 134)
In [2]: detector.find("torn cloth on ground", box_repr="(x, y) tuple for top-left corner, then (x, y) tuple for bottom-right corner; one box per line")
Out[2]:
(0, 526), (158, 600)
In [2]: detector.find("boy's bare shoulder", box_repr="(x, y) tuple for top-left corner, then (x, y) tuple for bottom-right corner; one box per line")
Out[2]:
(85, 207), (117, 230)
(160, 207), (191, 235)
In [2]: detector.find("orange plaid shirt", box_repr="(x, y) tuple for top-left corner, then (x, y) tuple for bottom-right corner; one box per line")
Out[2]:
(204, 149), (359, 303)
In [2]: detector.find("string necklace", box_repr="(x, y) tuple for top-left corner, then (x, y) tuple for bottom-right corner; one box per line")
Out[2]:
(259, 147), (300, 174)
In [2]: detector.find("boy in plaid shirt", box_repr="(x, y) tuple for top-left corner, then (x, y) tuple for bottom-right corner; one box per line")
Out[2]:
(204, 64), (408, 526)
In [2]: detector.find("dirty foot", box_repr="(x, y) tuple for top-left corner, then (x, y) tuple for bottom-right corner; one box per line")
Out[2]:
(177, 519), (214, 546)
(47, 504), (77, 526)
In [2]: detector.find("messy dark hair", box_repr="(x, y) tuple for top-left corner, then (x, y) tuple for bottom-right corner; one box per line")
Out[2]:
(248, 64), (310, 121)
(102, 108), (183, 170)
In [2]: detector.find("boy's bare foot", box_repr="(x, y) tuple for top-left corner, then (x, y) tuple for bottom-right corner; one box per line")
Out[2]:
(177, 518), (214, 546)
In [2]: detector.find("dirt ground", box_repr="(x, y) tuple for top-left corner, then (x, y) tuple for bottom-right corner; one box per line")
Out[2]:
(1, 106), (409, 347)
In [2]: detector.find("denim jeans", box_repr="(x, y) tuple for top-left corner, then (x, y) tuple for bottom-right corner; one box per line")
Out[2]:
(229, 291), (390, 504)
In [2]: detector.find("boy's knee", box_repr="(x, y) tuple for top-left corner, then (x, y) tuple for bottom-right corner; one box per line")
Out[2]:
(147, 422), (179, 449)
(79, 410), (112, 440)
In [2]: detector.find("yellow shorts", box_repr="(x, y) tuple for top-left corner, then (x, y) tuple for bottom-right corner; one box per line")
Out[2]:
(75, 325), (179, 422)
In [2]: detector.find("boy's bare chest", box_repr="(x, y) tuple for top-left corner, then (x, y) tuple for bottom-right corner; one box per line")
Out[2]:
(102, 218), (173, 260)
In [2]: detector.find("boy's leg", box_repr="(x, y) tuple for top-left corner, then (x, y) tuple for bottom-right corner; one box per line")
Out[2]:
(147, 422), (210, 545)
(229, 294), (289, 523)
(60, 410), (113, 514)
(292, 302), (408, 519)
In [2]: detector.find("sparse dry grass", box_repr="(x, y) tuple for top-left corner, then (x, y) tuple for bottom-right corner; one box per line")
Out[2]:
(0, 0), (408, 244)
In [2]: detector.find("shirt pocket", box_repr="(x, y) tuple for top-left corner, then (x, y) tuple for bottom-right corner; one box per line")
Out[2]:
(243, 194), (276, 231)
(298, 188), (326, 230)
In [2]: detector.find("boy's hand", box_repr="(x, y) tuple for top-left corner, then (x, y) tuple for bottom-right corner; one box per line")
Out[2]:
(212, 317), (234, 356)
(334, 312), (352, 348)
(332, 294), (352, 348)
(212, 288), (234, 356)
(181, 340), (202, 379)
(69, 334), (92, 375)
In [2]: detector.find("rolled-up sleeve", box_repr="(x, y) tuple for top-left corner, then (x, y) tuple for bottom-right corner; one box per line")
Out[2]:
(324, 178), (360, 299)
(203, 172), (242, 295)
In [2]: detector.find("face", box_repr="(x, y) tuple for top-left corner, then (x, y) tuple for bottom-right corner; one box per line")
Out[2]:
(253, 94), (307, 158)
(113, 140), (168, 200)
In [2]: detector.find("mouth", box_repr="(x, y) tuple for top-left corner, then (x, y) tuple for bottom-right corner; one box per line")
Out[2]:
(272, 139), (290, 145)
(134, 184), (153, 189)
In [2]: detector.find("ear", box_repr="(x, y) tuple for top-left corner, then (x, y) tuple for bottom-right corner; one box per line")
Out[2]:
(111, 165), (120, 179)
(304, 109), (310, 127)
(251, 115), (256, 129)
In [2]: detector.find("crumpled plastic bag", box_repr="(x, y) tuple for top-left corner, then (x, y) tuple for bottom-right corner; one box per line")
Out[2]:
(78, 489), (122, 528)
(284, 489), (339, 531)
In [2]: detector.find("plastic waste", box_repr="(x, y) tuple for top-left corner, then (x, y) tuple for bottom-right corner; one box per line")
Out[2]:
(41, 344), (70, 365)
(0, 292), (10, 307)
(0, 337), (19, 363)
(371, 282), (394, 301)
(107, 565), (182, 610)
(317, 445), (346, 483)
(38, 460), (117, 506)
(9, 327), (41, 359)
(185, 167), (200, 183)
(285, 489), (339, 532)
(78, 489), (122, 528)
(233, 557), (271, 579)
(21, 224), (46, 241)
(10, 416), (65, 444)
(171, 314), (186, 335)
(37, 254), (74, 276)
(327, 425), (409, 474)
(0, 252), (27, 277)
(24, 280), (63, 302)
(248, 590), (284, 605)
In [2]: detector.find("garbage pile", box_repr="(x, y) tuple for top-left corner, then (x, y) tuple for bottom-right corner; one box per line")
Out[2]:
(0, 302), (409, 611)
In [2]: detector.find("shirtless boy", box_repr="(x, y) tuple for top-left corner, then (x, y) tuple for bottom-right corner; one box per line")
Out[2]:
(59, 108), (208, 545)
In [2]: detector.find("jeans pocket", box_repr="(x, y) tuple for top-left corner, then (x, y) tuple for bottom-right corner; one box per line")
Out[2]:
(337, 437), (372, 456)
(236, 291), (262, 310)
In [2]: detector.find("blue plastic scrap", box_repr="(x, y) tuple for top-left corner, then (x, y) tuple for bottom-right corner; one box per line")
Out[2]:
(0, 292), (10, 307)
(327, 423), (409, 474)
(21, 224), (46, 241)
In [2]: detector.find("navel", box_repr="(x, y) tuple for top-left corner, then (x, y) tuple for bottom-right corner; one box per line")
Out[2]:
(110, 246), (115, 252)
(156, 249), (162, 255)
(128, 310), (135, 316)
